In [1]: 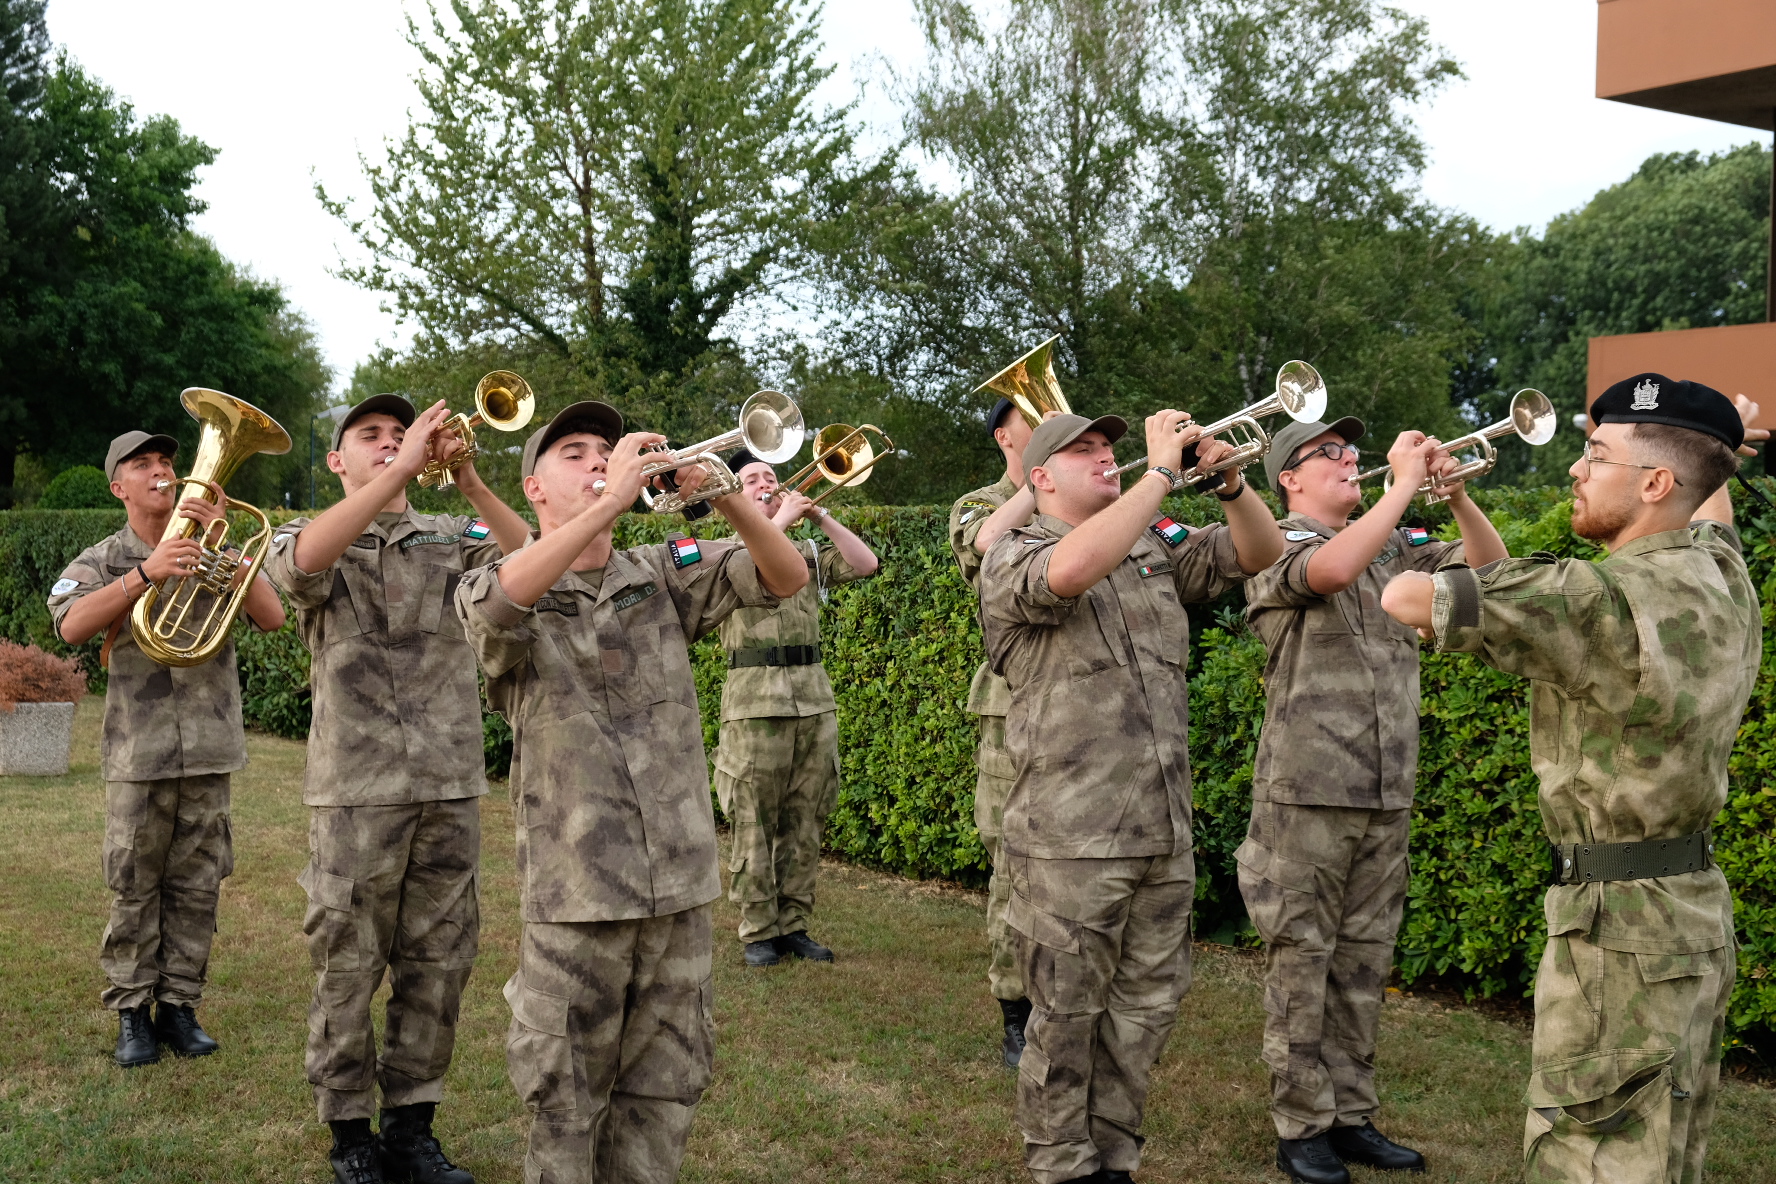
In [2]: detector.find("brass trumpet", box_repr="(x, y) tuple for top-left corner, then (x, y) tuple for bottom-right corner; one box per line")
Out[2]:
(1349, 389), (1556, 505)
(131, 389), (292, 667)
(762, 423), (894, 509)
(592, 391), (806, 515)
(417, 371), (536, 488)
(976, 336), (1072, 426)
(1106, 361), (1328, 488)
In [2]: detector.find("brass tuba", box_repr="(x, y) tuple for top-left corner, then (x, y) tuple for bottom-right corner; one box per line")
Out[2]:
(975, 336), (1073, 427)
(1349, 389), (1556, 505)
(418, 370), (536, 488)
(1107, 361), (1328, 487)
(130, 389), (292, 667)
(763, 423), (894, 509)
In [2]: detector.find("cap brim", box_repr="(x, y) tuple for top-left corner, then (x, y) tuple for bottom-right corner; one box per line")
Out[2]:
(333, 394), (416, 450)
(1325, 416), (1365, 443)
(523, 401), (626, 478)
(111, 433), (180, 480)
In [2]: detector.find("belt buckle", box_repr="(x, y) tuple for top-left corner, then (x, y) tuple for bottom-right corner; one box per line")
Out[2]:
(1549, 843), (1572, 887)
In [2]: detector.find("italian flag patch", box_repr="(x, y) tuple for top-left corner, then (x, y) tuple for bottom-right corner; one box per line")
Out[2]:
(668, 536), (702, 568)
(1405, 526), (1430, 546)
(1151, 517), (1188, 546)
(464, 520), (491, 540)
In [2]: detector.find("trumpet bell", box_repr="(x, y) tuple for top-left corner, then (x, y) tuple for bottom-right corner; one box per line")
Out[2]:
(1275, 360), (1328, 424)
(814, 424), (877, 489)
(475, 370), (535, 432)
(740, 390), (804, 464)
(1511, 388), (1556, 445)
(976, 336), (1073, 428)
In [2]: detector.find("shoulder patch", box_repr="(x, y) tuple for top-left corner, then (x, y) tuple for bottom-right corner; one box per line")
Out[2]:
(667, 536), (702, 569)
(50, 577), (79, 596)
(611, 582), (659, 612)
(1404, 526), (1431, 546)
(955, 499), (996, 526)
(1151, 517), (1189, 546)
(464, 519), (491, 540)
(1285, 529), (1318, 542)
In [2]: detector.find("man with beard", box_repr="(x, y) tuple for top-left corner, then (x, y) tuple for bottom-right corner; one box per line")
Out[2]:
(1383, 376), (1765, 1184)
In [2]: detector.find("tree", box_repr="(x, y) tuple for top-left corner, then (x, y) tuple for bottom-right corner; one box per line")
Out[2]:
(326, 0), (854, 444)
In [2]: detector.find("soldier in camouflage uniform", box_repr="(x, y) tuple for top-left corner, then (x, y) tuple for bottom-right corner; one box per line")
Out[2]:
(265, 395), (531, 1184)
(50, 430), (286, 1068)
(979, 410), (1283, 1184)
(1241, 417), (1507, 1183)
(1383, 374), (1765, 1184)
(714, 448), (878, 967)
(455, 402), (808, 1184)
(949, 396), (1038, 1064)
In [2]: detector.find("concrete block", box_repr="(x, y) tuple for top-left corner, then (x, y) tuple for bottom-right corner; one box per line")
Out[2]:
(0, 701), (76, 776)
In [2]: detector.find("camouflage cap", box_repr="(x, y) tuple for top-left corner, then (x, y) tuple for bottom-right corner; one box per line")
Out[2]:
(521, 400), (625, 478)
(331, 393), (415, 451)
(1023, 412), (1128, 482)
(1264, 416), (1366, 491)
(104, 430), (180, 481)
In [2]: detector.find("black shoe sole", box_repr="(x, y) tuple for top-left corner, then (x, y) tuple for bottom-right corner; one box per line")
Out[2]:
(1274, 1153), (1349, 1184)
(115, 1054), (160, 1068)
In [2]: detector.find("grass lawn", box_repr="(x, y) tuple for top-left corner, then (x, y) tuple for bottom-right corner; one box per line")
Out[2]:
(2, 701), (1772, 1183)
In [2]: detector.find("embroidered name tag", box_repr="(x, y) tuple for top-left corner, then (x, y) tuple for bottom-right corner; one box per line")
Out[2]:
(611, 582), (658, 612)
(398, 531), (463, 551)
(1285, 529), (1318, 542)
(1372, 546), (1400, 566)
(350, 534), (379, 550)
(1137, 561), (1174, 578)
(534, 595), (579, 615)
(1151, 517), (1188, 546)
(464, 520), (491, 540)
(1405, 526), (1431, 546)
(668, 536), (702, 568)
(106, 564), (134, 577)
(51, 577), (79, 596)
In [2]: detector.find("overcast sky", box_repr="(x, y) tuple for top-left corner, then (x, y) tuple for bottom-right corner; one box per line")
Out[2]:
(46, 0), (1763, 392)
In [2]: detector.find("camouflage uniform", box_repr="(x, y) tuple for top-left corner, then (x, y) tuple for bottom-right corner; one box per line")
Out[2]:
(714, 538), (868, 943)
(948, 474), (1022, 1000)
(1429, 522), (1759, 1184)
(265, 509), (498, 1122)
(455, 535), (778, 1184)
(980, 511), (1247, 1183)
(1239, 515), (1465, 1139)
(49, 526), (246, 1012)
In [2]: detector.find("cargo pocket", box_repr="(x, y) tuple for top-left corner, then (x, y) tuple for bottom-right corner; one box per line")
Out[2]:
(298, 863), (363, 972)
(1525, 1060), (1672, 1180)
(712, 743), (750, 822)
(215, 814), (236, 883)
(1234, 836), (1322, 948)
(102, 810), (141, 893)
(504, 977), (576, 1115)
(1006, 891), (1091, 1013)
(1016, 1043), (1056, 1140)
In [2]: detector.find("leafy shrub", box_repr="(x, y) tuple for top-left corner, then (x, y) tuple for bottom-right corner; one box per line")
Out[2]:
(0, 639), (87, 707)
(37, 466), (115, 509)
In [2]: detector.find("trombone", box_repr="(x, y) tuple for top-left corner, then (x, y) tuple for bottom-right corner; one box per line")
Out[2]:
(1106, 361), (1328, 488)
(762, 423), (894, 509)
(1349, 389), (1556, 505)
(593, 390), (806, 515)
(976, 336), (1072, 426)
(418, 370), (536, 488)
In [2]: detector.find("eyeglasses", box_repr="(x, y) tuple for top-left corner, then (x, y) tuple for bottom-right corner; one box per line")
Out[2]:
(1578, 441), (1682, 486)
(1285, 441), (1360, 471)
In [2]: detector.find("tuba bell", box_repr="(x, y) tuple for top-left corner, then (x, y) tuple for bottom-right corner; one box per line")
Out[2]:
(975, 336), (1073, 427)
(417, 371), (536, 488)
(130, 389), (292, 667)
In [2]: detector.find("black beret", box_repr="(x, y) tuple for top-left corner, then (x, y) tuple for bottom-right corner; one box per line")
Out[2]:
(1590, 373), (1743, 450)
(728, 447), (770, 475)
(988, 397), (1016, 437)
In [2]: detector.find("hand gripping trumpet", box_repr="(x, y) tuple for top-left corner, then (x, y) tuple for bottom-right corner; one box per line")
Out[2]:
(130, 389), (292, 667)
(417, 371), (536, 488)
(1348, 389), (1556, 505)
(762, 423), (894, 509)
(1105, 361), (1328, 488)
(592, 390), (806, 515)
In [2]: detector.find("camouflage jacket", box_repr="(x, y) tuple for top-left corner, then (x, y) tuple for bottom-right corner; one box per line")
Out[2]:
(47, 526), (247, 782)
(949, 474), (1018, 719)
(1245, 513), (1465, 809)
(455, 536), (778, 923)
(265, 509), (501, 807)
(1431, 522), (1758, 954)
(980, 511), (1247, 859)
(717, 537), (868, 721)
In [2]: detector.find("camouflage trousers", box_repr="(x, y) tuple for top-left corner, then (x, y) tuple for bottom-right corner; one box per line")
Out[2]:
(1007, 848), (1195, 1184)
(1523, 928), (1735, 1184)
(505, 904), (715, 1184)
(975, 714), (1023, 1002)
(713, 713), (837, 943)
(299, 798), (480, 1122)
(99, 774), (234, 1011)
(1235, 801), (1408, 1140)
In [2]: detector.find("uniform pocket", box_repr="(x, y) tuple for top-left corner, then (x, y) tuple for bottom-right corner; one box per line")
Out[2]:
(504, 977), (576, 1114)
(1235, 836), (1323, 948)
(298, 864), (363, 972)
(1635, 950), (1715, 984)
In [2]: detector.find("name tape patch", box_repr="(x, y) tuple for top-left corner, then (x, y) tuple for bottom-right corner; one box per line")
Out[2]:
(534, 595), (579, 616)
(1372, 546), (1400, 566)
(668, 537), (702, 569)
(50, 577), (79, 596)
(1285, 529), (1318, 542)
(611, 582), (659, 612)
(399, 531), (463, 551)
(1151, 517), (1189, 546)
(1137, 561), (1174, 578)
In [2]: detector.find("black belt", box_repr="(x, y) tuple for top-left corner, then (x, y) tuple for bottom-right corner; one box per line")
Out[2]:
(728, 644), (822, 668)
(1549, 831), (1713, 886)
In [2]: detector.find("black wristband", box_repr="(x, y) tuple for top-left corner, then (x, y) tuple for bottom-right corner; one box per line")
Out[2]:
(133, 564), (148, 594)
(1213, 478), (1245, 502)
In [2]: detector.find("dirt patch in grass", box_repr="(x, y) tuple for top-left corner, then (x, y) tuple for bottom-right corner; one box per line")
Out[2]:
(1, 699), (1771, 1182)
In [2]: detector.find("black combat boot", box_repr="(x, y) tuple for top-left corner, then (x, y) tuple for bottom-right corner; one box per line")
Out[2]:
(1327, 1122), (1425, 1172)
(154, 1002), (220, 1057)
(744, 939), (782, 966)
(775, 931), (835, 962)
(114, 1003), (159, 1068)
(999, 997), (1032, 1068)
(379, 1102), (474, 1184)
(329, 1119), (384, 1184)
(1277, 1133), (1350, 1184)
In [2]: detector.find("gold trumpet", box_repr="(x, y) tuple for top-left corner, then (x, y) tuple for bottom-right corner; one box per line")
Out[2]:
(762, 423), (894, 509)
(131, 389), (292, 667)
(976, 336), (1073, 426)
(592, 391), (806, 515)
(417, 371), (536, 488)
(1349, 389), (1556, 505)
(1107, 361), (1328, 488)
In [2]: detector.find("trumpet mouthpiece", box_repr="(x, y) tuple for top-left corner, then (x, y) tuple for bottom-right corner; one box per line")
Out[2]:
(382, 455), (398, 465)
(593, 479), (608, 494)
(153, 479), (173, 491)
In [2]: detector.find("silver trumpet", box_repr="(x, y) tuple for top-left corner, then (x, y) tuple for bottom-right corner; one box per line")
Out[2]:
(591, 391), (805, 515)
(1349, 389), (1556, 505)
(1106, 361), (1327, 488)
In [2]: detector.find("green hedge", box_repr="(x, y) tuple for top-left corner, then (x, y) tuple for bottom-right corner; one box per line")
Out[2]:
(3, 488), (1772, 1051)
